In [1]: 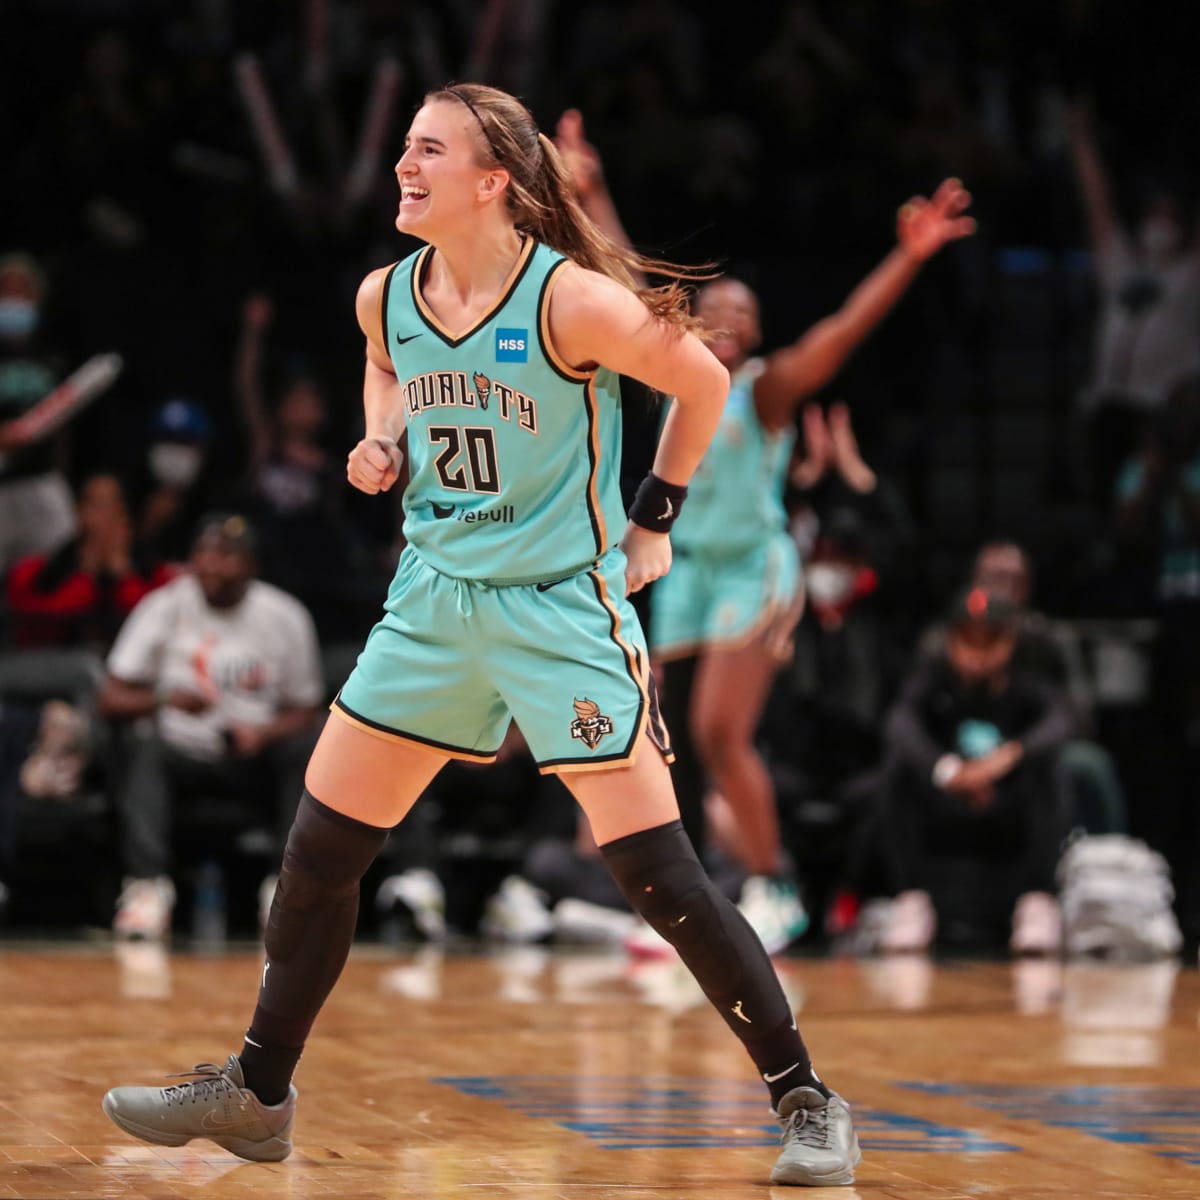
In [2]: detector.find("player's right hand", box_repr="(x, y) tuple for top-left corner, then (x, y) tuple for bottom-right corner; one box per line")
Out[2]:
(348, 436), (403, 494)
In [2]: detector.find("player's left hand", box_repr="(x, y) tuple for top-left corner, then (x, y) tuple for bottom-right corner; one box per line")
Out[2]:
(896, 178), (976, 261)
(620, 521), (672, 595)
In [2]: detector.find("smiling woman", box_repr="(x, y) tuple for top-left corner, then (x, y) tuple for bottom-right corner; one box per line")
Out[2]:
(100, 82), (861, 1189)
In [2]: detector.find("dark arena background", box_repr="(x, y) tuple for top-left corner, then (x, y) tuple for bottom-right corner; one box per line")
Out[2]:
(1, 3), (1198, 1198)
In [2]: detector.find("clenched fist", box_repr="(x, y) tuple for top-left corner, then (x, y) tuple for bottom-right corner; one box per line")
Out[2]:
(347, 436), (403, 494)
(620, 521), (672, 596)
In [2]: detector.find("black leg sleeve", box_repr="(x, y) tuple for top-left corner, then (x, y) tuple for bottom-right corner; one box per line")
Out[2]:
(243, 790), (389, 1076)
(660, 656), (707, 859)
(601, 819), (828, 1105)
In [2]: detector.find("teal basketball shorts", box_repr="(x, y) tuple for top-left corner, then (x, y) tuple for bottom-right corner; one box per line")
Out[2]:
(334, 546), (672, 774)
(649, 531), (802, 661)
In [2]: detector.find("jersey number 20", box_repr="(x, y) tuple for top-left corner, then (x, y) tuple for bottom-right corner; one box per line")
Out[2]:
(428, 425), (501, 494)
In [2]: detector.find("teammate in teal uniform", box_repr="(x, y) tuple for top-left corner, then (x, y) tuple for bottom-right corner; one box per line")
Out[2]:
(556, 110), (975, 954)
(102, 84), (863, 1186)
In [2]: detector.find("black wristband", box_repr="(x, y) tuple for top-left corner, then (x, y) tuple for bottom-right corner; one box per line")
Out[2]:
(628, 472), (688, 533)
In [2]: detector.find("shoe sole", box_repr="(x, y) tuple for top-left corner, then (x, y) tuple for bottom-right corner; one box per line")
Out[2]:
(769, 1141), (862, 1186)
(101, 1094), (292, 1162)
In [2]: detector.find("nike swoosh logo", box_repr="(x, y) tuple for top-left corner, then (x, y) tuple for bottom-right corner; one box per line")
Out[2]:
(536, 578), (566, 592)
(763, 1062), (801, 1084)
(396, 333), (421, 345)
(201, 1106), (248, 1131)
(431, 502), (455, 519)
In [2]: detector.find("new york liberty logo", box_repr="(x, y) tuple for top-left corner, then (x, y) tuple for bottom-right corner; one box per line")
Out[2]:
(570, 698), (614, 750)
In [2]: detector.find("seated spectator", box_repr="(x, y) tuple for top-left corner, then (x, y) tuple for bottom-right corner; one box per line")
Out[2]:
(918, 541), (1128, 835)
(1113, 374), (1200, 933)
(99, 513), (322, 939)
(1115, 374), (1200, 735)
(877, 587), (1074, 955)
(5, 473), (171, 650)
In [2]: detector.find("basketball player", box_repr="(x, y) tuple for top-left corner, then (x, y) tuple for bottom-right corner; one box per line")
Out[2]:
(555, 111), (975, 952)
(100, 84), (861, 1186)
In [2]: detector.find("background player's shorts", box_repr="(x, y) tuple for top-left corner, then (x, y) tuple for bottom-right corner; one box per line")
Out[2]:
(335, 546), (671, 774)
(650, 531), (802, 662)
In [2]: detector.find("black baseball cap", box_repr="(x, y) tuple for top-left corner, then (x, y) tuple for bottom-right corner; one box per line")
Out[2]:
(192, 512), (259, 558)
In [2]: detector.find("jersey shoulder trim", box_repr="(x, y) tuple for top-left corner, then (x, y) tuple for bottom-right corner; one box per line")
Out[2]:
(536, 257), (594, 383)
(378, 260), (402, 350)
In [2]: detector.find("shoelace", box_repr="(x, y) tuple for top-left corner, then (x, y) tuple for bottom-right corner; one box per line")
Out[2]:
(161, 1063), (245, 1109)
(780, 1104), (831, 1149)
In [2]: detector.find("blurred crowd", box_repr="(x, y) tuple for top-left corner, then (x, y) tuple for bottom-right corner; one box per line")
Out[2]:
(0, 0), (1197, 957)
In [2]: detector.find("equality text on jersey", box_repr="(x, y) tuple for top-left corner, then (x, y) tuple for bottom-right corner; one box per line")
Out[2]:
(402, 369), (539, 435)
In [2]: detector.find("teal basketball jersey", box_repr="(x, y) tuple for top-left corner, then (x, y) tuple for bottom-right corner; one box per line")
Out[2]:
(383, 238), (625, 583)
(670, 360), (794, 555)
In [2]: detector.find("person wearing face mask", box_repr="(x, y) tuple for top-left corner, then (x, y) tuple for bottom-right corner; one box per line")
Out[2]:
(135, 398), (215, 565)
(1065, 102), (1200, 510)
(0, 253), (78, 575)
(875, 588), (1075, 955)
(556, 112), (972, 955)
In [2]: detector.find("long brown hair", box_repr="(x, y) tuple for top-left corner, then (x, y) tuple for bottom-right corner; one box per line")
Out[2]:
(430, 83), (710, 335)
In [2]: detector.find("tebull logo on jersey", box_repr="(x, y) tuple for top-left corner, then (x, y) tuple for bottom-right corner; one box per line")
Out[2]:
(430, 502), (515, 526)
(496, 327), (528, 363)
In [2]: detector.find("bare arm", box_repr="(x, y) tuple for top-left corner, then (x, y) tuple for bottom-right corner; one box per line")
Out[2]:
(754, 247), (923, 430)
(754, 179), (975, 431)
(1065, 101), (1120, 254)
(98, 675), (158, 721)
(98, 675), (210, 720)
(235, 294), (274, 467)
(348, 267), (406, 494)
(227, 704), (319, 756)
(548, 265), (727, 488)
(548, 265), (727, 593)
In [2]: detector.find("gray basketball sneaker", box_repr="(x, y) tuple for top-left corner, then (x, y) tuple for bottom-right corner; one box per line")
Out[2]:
(770, 1086), (861, 1186)
(102, 1054), (295, 1162)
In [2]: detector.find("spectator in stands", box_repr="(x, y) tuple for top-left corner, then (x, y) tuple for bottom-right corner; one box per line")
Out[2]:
(1066, 101), (1200, 510)
(135, 398), (218, 566)
(919, 540), (1128, 835)
(5, 473), (171, 650)
(99, 513), (322, 939)
(878, 587), (1074, 954)
(0, 253), (76, 575)
(234, 293), (381, 640)
(787, 402), (918, 727)
(1114, 373), (1200, 923)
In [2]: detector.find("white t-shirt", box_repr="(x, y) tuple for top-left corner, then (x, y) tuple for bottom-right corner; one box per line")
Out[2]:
(107, 574), (324, 759)
(1084, 239), (1200, 412)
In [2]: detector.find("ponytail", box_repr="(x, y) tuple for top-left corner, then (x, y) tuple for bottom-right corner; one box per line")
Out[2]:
(434, 85), (711, 336)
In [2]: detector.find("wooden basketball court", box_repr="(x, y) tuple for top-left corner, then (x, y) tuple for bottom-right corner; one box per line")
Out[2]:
(1, 943), (1196, 1197)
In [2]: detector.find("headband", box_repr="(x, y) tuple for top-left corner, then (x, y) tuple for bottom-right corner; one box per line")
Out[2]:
(444, 86), (504, 161)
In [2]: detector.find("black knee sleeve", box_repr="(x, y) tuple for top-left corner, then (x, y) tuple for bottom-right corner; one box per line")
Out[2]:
(265, 789), (390, 964)
(600, 820), (792, 1035)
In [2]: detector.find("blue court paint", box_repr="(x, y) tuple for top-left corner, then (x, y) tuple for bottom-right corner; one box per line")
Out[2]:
(434, 1076), (1019, 1153)
(901, 1082), (1200, 1166)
